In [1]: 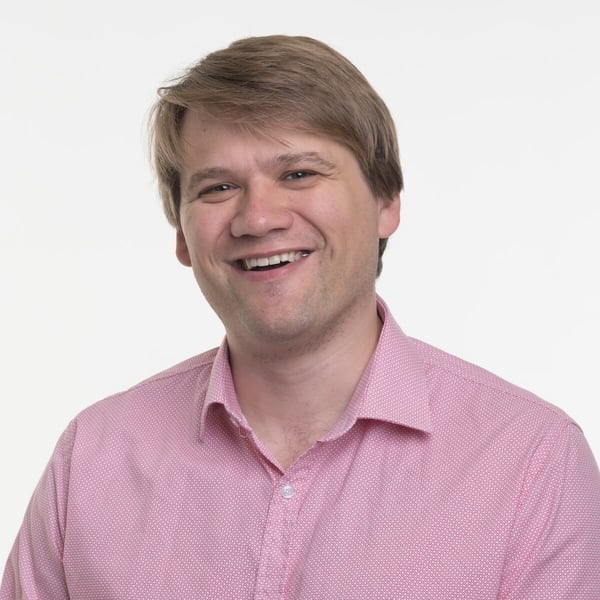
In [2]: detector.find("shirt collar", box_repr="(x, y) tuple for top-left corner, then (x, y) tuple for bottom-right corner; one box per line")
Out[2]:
(198, 295), (432, 440)
(198, 340), (243, 440)
(355, 295), (432, 433)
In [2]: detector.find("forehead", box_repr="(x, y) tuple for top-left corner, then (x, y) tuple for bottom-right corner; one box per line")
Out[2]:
(178, 111), (351, 170)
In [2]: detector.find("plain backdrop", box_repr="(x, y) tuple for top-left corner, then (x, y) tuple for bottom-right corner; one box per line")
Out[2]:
(1, 0), (599, 560)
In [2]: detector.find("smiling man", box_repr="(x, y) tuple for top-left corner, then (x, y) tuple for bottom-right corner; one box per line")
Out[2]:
(2, 35), (599, 599)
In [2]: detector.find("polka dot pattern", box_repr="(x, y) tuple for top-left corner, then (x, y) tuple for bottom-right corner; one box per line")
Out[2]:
(2, 297), (599, 599)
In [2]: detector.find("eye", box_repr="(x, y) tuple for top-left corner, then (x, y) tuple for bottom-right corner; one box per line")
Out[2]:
(284, 171), (316, 181)
(203, 183), (232, 194)
(197, 183), (236, 199)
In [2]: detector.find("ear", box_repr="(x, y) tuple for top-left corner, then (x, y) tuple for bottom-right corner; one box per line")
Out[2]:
(377, 193), (401, 238)
(175, 229), (192, 267)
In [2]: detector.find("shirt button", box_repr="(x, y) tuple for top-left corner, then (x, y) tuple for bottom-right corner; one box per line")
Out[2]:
(281, 484), (294, 499)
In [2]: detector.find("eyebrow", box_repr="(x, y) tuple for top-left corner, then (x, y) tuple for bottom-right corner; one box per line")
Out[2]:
(184, 152), (337, 199)
(270, 152), (337, 172)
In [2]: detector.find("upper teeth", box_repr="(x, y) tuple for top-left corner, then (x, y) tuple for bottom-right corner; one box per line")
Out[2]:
(242, 251), (308, 270)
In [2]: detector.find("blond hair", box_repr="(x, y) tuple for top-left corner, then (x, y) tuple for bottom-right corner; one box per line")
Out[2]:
(149, 35), (403, 275)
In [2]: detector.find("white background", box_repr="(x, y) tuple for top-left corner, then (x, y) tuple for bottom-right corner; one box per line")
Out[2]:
(1, 0), (599, 560)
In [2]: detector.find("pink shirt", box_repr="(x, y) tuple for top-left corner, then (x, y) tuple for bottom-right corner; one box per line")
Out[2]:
(2, 298), (599, 599)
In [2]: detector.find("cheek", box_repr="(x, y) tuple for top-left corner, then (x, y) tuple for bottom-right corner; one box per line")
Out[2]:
(181, 207), (231, 255)
(308, 192), (380, 250)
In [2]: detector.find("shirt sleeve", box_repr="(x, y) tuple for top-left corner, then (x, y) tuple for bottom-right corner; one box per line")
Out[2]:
(0, 422), (75, 600)
(499, 421), (600, 599)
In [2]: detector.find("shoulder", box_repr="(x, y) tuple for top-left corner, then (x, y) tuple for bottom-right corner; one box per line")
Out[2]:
(377, 297), (574, 434)
(408, 336), (577, 436)
(120, 348), (218, 396)
(71, 348), (219, 434)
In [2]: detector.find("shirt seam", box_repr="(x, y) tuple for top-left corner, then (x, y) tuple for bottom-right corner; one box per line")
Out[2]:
(419, 355), (575, 426)
(56, 420), (77, 563)
(108, 353), (216, 399)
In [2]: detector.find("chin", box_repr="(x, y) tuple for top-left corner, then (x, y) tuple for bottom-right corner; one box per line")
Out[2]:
(248, 311), (345, 354)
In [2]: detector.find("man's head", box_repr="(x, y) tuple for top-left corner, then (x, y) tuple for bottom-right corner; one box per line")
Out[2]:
(149, 35), (403, 276)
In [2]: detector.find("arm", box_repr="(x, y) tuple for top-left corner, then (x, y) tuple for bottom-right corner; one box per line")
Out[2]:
(499, 421), (600, 599)
(0, 422), (75, 600)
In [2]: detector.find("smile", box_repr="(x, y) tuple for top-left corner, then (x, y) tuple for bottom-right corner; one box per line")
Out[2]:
(240, 251), (310, 271)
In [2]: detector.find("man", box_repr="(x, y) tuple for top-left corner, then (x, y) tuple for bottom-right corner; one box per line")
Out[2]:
(2, 35), (599, 599)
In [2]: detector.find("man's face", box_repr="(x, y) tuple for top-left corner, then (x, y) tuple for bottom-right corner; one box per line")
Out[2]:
(176, 113), (399, 352)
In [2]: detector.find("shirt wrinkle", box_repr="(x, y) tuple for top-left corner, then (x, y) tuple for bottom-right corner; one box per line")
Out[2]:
(497, 419), (573, 597)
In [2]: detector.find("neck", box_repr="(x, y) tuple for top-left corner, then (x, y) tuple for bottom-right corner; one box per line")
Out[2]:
(227, 296), (382, 469)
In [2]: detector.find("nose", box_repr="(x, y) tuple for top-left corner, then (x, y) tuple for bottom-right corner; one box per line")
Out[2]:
(229, 183), (294, 238)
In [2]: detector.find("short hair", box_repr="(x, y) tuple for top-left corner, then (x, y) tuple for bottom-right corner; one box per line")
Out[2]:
(149, 35), (403, 275)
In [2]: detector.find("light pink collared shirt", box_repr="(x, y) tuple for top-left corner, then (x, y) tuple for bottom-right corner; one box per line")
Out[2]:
(2, 298), (600, 599)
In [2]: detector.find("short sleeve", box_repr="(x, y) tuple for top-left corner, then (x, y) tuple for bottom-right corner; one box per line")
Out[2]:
(499, 421), (600, 599)
(0, 421), (76, 600)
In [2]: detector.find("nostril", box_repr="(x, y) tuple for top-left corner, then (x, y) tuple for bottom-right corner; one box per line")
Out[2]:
(230, 199), (294, 238)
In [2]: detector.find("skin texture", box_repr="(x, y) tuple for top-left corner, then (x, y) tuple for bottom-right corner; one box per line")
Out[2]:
(176, 114), (400, 468)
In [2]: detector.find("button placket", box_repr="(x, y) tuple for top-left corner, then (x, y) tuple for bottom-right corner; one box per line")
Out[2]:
(254, 478), (300, 598)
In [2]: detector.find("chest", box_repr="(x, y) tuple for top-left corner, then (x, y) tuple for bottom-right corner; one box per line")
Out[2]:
(63, 421), (518, 599)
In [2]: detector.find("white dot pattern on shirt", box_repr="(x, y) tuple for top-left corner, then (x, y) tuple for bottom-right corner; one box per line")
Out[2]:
(2, 301), (599, 599)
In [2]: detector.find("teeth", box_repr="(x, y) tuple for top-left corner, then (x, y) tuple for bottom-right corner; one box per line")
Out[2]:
(242, 251), (309, 271)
